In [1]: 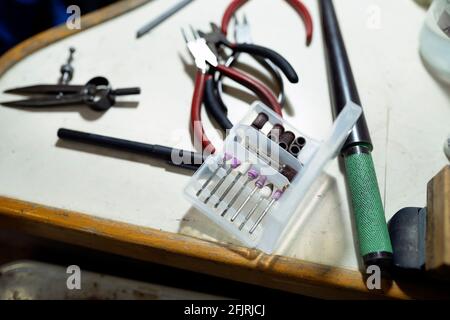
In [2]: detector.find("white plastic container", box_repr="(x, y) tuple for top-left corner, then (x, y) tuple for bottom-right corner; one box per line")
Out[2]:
(184, 101), (361, 253)
(420, 0), (450, 83)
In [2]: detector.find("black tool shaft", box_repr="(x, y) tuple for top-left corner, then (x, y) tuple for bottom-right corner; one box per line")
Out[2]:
(57, 128), (204, 167)
(233, 43), (299, 84)
(112, 88), (141, 96)
(320, 0), (371, 150)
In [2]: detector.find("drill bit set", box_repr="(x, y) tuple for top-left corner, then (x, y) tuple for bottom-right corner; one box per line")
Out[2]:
(185, 102), (362, 253)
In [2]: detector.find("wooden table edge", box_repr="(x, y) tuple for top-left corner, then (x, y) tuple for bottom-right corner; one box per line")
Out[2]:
(0, 0), (447, 300)
(2, 195), (447, 300)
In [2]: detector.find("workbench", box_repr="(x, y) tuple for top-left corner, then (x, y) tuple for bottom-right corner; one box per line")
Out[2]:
(0, 0), (449, 299)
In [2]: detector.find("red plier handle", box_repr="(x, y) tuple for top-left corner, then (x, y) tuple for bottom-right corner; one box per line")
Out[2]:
(216, 65), (282, 114)
(221, 0), (313, 45)
(191, 66), (282, 154)
(191, 71), (214, 154)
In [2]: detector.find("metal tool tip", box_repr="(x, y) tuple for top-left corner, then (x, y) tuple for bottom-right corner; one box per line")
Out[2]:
(189, 25), (199, 39)
(3, 88), (21, 94)
(1, 101), (21, 107)
(181, 28), (189, 42)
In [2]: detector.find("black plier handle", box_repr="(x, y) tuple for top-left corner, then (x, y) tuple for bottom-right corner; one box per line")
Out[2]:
(200, 23), (299, 85)
(229, 43), (299, 83)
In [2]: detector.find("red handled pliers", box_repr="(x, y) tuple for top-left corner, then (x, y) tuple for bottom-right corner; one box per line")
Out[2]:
(221, 0), (313, 46)
(182, 27), (287, 155)
(199, 22), (299, 132)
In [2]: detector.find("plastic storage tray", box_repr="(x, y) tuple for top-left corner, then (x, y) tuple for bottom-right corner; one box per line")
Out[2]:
(184, 101), (361, 253)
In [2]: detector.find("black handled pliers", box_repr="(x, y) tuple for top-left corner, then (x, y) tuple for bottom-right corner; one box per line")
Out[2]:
(198, 23), (299, 131)
(220, 16), (287, 108)
(1, 76), (141, 112)
(198, 23), (299, 83)
(183, 26), (287, 154)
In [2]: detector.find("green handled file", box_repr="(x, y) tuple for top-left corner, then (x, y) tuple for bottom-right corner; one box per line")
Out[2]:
(320, 0), (393, 268)
(344, 152), (393, 256)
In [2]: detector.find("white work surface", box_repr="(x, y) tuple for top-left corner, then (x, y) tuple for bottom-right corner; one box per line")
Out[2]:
(0, 0), (448, 271)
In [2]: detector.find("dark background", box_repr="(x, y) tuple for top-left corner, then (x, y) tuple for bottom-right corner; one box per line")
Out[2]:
(0, 228), (305, 299)
(0, 0), (117, 55)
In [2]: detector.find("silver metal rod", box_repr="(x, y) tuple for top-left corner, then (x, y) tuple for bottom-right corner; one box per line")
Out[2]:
(231, 185), (258, 222)
(204, 167), (232, 204)
(249, 199), (276, 234)
(196, 163), (224, 197)
(239, 197), (264, 230)
(214, 172), (242, 208)
(136, 0), (195, 38)
(221, 178), (251, 216)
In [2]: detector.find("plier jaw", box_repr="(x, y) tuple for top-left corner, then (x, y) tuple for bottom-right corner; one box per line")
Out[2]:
(197, 23), (232, 49)
(233, 15), (252, 44)
(182, 27), (218, 73)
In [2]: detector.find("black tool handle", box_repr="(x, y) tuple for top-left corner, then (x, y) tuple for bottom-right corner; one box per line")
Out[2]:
(253, 55), (286, 106)
(112, 87), (141, 96)
(57, 128), (204, 169)
(233, 43), (299, 83)
(204, 77), (233, 130)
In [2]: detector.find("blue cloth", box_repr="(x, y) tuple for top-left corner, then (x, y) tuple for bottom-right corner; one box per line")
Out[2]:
(0, 0), (115, 54)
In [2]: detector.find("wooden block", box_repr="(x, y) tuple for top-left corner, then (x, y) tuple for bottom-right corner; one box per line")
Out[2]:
(426, 165), (450, 279)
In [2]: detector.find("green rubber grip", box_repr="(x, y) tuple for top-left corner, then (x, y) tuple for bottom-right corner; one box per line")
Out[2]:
(344, 152), (393, 256)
